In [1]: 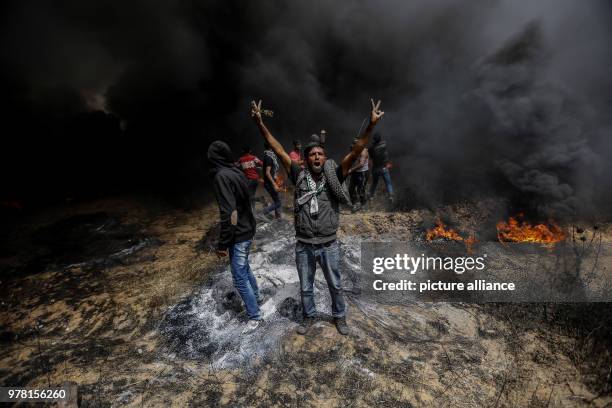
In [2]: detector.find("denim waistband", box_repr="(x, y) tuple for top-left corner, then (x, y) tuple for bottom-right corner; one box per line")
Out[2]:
(297, 239), (336, 248)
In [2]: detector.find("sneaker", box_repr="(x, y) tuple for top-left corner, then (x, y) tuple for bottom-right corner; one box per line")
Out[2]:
(241, 319), (261, 335)
(296, 316), (316, 335)
(334, 317), (349, 335)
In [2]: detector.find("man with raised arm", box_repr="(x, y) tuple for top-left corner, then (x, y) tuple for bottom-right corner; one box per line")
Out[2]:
(348, 138), (370, 213)
(250, 99), (384, 335)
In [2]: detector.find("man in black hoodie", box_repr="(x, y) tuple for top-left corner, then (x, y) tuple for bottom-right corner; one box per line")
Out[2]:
(207, 141), (262, 334)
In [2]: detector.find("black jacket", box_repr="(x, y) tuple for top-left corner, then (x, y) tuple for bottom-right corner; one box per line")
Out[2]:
(208, 141), (256, 250)
(370, 140), (390, 169)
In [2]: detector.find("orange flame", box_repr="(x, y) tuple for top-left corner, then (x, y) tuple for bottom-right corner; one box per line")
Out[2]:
(427, 219), (462, 241)
(496, 214), (566, 244)
(275, 174), (288, 192)
(426, 218), (477, 253)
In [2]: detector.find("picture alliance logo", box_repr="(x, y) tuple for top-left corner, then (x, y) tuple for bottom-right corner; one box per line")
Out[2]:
(371, 253), (488, 275)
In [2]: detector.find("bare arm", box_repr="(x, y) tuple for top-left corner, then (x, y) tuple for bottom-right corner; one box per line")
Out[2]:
(250, 100), (292, 173)
(348, 149), (368, 174)
(340, 99), (384, 178)
(348, 158), (363, 174)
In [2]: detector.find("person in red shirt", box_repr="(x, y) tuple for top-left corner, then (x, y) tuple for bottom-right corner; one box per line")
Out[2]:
(237, 146), (263, 209)
(289, 140), (303, 166)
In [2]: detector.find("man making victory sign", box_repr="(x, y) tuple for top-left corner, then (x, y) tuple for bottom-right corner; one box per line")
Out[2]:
(250, 99), (384, 335)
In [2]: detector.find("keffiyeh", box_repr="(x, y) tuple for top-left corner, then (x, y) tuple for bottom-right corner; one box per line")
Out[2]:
(297, 169), (326, 214)
(263, 149), (279, 176)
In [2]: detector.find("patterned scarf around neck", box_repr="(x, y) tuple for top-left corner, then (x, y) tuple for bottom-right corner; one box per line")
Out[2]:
(297, 169), (326, 214)
(263, 149), (279, 176)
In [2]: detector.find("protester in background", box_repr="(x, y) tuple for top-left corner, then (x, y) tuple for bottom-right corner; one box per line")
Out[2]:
(262, 142), (282, 219)
(250, 99), (384, 336)
(348, 138), (369, 213)
(289, 140), (303, 166)
(207, 141), (263, 334)
(237, 146), (263, 211)
(368, 133), (394, 207)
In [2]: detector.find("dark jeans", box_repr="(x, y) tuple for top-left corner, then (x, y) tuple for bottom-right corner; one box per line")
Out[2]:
(264, 182), (281, 217)
(247, 179), (258, 212)
(349, 171), (368, 205)
(229, 240), (261, 320)
(369, 167), (394, 197)
(295, 240), (346, 318)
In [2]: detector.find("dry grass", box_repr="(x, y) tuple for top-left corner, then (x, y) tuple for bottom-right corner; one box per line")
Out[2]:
(1, 196), (611, 407)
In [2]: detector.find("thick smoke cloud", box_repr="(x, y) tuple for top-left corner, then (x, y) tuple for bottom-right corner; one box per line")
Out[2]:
(1, 0), (611, 216)
(475, 23), (605, 217)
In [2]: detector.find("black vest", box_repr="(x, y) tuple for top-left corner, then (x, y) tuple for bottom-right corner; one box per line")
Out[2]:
(372, 141), (389, 169)
(293, 171), (339, 244)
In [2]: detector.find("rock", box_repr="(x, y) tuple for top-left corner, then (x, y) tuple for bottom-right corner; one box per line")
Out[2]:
(277, 297), (302, 322)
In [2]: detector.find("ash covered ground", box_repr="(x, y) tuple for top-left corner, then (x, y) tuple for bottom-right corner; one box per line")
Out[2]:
(1, 193), (611, 407)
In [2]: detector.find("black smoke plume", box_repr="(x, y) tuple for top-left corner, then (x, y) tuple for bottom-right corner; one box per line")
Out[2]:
(1, 0), (611, 216)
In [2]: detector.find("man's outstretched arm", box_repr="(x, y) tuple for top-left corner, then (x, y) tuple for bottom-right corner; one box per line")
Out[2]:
(250, 100), (292, 173)
(340, 99), (384, 178)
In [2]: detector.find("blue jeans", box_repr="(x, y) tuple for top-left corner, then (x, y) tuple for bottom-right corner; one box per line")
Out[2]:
(295, 240), (346, 318)
(264, 183), (281, 217)
(229, 240), (261, 320)
(369, 167), (394, 197)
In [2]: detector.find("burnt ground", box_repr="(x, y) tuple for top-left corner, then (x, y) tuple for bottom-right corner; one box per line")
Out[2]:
(0, 193), (611, 407)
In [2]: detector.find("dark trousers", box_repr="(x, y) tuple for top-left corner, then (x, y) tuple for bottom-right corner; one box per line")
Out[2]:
(369, 167), (394, 198)
(263, 182), (281, 217)
(349, 171), (368, 205)
(247, 179), (258, 212)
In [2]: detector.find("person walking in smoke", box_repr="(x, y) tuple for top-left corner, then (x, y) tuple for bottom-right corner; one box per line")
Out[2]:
(207, 141), (263, 334)
(237, 146), (263, 211)
(348, 138), (369, 213)
(368, 133), (394, 208)
(250, 99), (384, 336)
(262, 142), (282, 219)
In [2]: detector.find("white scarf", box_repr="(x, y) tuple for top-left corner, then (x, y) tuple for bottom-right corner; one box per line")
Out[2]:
(297, 169), (326, 215)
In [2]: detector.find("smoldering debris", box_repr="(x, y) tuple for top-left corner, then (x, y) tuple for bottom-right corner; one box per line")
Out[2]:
(159, 219), (361, 367)
(1, 212), (162, 277)
(1, 198), (612, 405)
